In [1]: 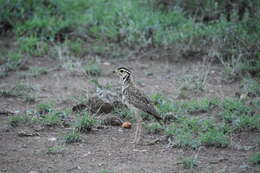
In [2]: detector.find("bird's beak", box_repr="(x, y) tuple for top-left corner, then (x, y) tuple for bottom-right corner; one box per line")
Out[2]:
(112, 70), (116, 73)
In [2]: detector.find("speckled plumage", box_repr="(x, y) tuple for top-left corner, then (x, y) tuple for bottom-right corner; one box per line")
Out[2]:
(115, 67), (162, 121)
(122, 83), (162, 121)
(114, 67), (163, 144)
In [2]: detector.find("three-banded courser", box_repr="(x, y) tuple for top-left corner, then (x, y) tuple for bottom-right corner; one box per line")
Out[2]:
(113, 67), (162, 144)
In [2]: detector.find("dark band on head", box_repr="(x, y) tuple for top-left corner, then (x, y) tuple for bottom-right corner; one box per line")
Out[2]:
(117, 67), (131, 74)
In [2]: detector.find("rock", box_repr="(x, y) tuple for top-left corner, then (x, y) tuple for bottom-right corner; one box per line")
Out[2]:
(0, 59), (6, 65)
(19, 64), (29, 71)
(48, 137), (57, 142)
(18, 130), (40, 137)
(103, 62), (111, 66)
(29, 171), (39, 173)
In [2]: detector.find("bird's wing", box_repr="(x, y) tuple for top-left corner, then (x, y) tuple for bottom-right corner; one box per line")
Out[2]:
(126, 87), (162, 121)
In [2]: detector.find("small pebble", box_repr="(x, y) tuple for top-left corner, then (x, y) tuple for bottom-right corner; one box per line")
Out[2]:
(48, 137), (57, 142)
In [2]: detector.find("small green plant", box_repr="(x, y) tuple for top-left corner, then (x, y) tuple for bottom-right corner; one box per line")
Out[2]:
(91, 43), (108, 56)
(218, 98), (259, 131)
(84, 58), (101, 76)
(75, 112), (96, 133)
(181, 97), (219, 114)
(36, 102), (55, 114)
(166, 122), (201, 149)
(41, 111), (62, 126)
(151, 93), (174, 116)
(9, 115), (31, 127)
(113, 108), (133, 121)
(241, 78), (260, 96)
(249, 153), (260, 165)
(66, 39), (84, 56)
(179, 72), (208, 92)
(47, 145), (65, 155)
(18, 36), (47, 56)
(6, 52), (22, 70)
(64, 130), (81, 144)
(145, 122), (163, 134)
(199, 128), (229, 147)
(181, 157), (198, 169)
(175, 132), (201, 149)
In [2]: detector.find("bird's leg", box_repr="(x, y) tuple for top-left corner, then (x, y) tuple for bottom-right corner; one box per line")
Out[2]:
(132, 109), (143, 145)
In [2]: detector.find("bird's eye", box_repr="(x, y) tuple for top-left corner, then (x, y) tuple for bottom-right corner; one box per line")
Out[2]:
(120, 70), (124, 73)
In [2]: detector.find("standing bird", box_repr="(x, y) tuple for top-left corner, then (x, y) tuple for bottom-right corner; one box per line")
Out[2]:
(113, 67), (163, 144)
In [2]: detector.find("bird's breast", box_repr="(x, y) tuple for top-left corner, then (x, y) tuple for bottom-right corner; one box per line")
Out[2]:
(121, 86), (128, 104)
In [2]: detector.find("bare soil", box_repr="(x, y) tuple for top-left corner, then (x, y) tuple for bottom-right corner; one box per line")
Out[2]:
(0, 55), (259, 173)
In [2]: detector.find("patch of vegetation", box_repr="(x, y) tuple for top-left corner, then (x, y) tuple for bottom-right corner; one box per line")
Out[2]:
(199, 128), (229, 147)
(241, 78), (260, 96)
(18, 36), (48, 56)
(249, 153), (260, 165)
(6, 51), (23, 71)
(0, 0), (258, 80)
(41, 111), (64, 127)
(75, 112), (97, 133)
(0, 82), (35, 102)
(179, 72), (207, 92)
(36, 101), (55, 114)
(174, 132), (201, 149)
(145, 122), (163, 134)
(64, 130), (81, 144)
(84, 58), (101, 76)
(181, 156), (198, 169)
(165, 118), (201, 149)
(163, 94), (259, 149)
(113, 107), (133, 122)
(47, 145), (65, 155)
(151, 93), (174, 116)
(218, 98), (259, 132)
(9, 114), (31, 127)
(66, 39), (85, 57)
(35, 102), (69, 127)
(180, 97), (219, 114)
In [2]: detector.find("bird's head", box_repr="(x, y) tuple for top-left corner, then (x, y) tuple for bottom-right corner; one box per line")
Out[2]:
(113, 67), (132, 84)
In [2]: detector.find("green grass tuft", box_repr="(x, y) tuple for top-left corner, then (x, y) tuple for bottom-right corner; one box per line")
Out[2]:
(36, 102), (55, 114)
(9, 115), (31, 127)
(47, 145), (65, 155)
(145, 122), (163, 134)
(64, 130), (81, 144)
(181, 157), (198, 169)
(84, 59), (101, 76)
(199, 128), (229, 147)
(41, 112), (62, 126)
(6, 52), (22, 70)
(249, 153), (260, 165)
(75, 112), (97, 133)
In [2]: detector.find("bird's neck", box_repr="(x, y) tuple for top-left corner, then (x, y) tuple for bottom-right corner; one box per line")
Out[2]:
(122, 74), (134, 88)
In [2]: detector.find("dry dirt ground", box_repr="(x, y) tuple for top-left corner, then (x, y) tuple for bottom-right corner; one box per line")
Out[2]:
(0, 56), (259, 173)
